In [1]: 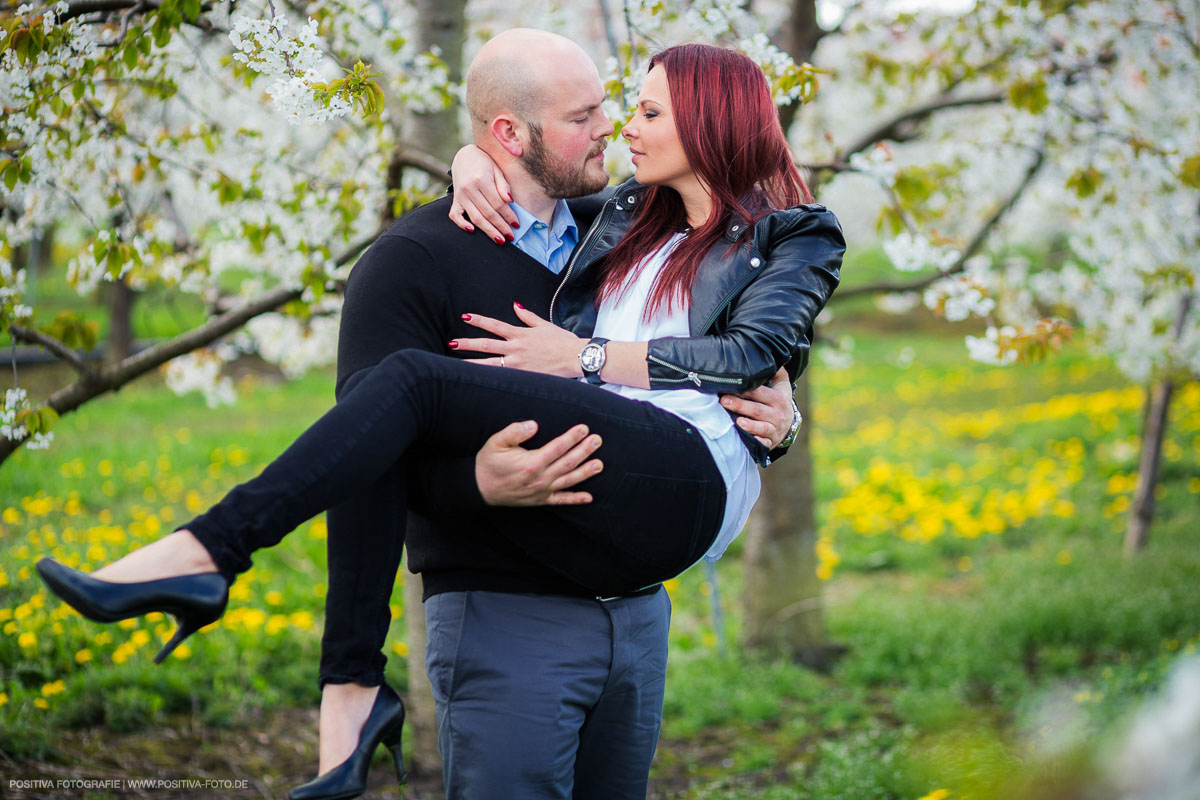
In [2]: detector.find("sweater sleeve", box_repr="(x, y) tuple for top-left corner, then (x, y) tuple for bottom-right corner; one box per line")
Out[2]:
(336, 234), (451, 399)
(333, 233), (491, 526)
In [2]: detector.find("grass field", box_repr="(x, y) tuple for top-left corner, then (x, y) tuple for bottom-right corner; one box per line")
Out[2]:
(1, 320), (1199, 798)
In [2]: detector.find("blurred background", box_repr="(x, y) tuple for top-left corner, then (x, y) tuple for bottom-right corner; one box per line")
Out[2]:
(1, 0), (1198, 797)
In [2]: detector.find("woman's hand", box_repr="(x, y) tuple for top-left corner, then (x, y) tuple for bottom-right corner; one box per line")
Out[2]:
(452, 303), (587, 378)
(448, 145), (520, 244)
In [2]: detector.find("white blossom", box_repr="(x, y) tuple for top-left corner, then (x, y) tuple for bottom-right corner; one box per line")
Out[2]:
(163, 351), (236, 408)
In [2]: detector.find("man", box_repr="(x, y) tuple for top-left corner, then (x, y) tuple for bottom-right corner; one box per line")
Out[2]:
(316, 29), (800, 799)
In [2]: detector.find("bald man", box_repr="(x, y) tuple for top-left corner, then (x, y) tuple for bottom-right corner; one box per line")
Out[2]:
(317, 29), (796, 800)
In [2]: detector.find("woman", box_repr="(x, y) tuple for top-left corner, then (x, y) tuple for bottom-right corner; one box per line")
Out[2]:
(37, 43), (844, 799)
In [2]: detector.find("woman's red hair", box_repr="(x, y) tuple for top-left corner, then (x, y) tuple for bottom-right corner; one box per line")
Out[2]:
(597, 44), (813, 318)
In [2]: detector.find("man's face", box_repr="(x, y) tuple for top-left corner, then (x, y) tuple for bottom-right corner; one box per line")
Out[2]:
(520, 68), (613, 198)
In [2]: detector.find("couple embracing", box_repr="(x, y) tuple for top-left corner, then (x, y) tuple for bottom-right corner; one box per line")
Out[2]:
(37, 27), (844, 800)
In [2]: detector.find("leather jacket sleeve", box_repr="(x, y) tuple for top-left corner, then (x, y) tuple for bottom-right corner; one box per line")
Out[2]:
(644, 206), (845, 394)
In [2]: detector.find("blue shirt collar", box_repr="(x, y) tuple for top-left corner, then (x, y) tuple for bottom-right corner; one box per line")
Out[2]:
(509, 200), (578, 251)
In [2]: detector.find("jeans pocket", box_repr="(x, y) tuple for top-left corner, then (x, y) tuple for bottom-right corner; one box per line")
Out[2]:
(424, 592), (469, 704)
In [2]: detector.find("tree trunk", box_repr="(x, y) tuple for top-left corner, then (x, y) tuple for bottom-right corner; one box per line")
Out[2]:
(402, 575), (441, 775)
(1124, 293), (1193, 555)
(106, 276), (136, 364)
(398, 0), (466, 778)
(1125, 378), (1173, 555)
(741, 0), (837, 665)
(743, 373), (842, 668)
(774, 0), (823, 134)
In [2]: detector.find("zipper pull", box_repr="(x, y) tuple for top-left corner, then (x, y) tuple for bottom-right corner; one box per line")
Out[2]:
(687, 371), (701, 387)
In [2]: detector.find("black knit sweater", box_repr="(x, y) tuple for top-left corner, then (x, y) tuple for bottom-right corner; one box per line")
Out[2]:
(333, 195), (604, 599)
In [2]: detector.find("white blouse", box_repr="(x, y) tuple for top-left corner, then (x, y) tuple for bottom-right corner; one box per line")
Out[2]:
(588, 233), (760, 562)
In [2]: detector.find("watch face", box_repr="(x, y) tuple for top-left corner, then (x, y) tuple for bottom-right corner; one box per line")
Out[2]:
(580, 344), (605, 372)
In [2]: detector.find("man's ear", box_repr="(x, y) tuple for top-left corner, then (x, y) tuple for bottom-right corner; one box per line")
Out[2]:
(490, 114), (525, 158)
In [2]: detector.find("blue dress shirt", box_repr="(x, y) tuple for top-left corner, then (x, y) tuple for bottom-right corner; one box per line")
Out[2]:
(509, 200), (579, 275)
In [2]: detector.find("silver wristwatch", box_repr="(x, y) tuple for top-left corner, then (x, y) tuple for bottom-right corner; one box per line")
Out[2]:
(778, 399), (803, 449)
(579, 337), (609, 385)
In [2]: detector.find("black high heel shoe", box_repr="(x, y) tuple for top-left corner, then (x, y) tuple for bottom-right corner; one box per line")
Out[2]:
(288, 682), (407, 800)
(35, 557), (229, 664)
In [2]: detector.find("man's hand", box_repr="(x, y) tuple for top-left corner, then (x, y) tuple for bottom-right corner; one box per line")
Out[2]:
(476, 421), (604, 506)
(719, 367), (796, 449)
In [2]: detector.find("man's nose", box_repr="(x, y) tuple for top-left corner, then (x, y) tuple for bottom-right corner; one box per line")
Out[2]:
(596, 114), (615, 139)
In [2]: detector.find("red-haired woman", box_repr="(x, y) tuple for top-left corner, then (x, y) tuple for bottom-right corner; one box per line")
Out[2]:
(37, 41), (843, 793)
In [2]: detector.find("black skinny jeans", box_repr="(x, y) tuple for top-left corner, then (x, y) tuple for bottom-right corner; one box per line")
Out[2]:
(184, 349), (727, 653)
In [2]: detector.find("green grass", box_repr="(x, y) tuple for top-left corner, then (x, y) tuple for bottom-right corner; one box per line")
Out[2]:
(1, 326), (1198, 798)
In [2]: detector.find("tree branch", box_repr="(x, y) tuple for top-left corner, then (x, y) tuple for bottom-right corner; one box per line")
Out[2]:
(7, 324), (94, 377)
(837, 90), (1006, 160)
(0, 222), (388, 465)
(833, 147), (1046, 302)
(61, 0), (156, 20)
(391, 145), (451, 182)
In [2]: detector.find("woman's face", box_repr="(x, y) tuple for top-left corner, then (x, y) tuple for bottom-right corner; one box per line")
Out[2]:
(622, 64), (694, 191)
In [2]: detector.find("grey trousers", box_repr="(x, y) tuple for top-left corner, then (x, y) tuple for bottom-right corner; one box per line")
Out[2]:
(424, 588), (672, 800)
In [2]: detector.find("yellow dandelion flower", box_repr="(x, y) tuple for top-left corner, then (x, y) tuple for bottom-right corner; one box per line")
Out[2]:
(1056, 550), (1073, 566)
(75, 649), (93, 664)
(131, 630), (151, 647)
(265, 590), (284, 606)
(662, 578), (680, 595)
(97, 460), (114, 477)
(3, 507), (23, 524)
(18, 631), (37, 648)
(34, 698), (49, 709)
(171, 643), (191, 660)
(0, 692), (7, 707)
(392, 641), (409, 657)
(266, 614), (289, 635)
(389, 604), (402, 620)
(41, 680), (66, 697)
(289, 610), (314, 630)
(309, 519), (328, 539)
(917, 790), (951, 800)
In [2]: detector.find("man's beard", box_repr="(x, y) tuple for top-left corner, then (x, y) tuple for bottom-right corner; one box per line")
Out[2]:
(521, 124), (608, 199)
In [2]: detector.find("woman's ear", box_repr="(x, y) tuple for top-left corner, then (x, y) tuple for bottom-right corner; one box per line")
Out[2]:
(490, 114), (525, 158)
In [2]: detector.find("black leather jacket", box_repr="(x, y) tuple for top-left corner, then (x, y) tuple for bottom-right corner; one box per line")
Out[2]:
(552, 178), (846, 467)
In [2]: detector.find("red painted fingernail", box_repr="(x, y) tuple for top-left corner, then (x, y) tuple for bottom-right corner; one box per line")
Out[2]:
(506, 193), (513, 202)
(494, 236), (505, 245)
(512, 220), (520, 228)
(505, 234), (514, 243)
(465, 225), (474, 232)
(461, 314), (471, 321)
(448, 341), (458, 349)
(515, 302), (524, 310)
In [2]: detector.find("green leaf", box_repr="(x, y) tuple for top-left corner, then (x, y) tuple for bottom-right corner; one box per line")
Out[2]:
(1180, 154), (1200, 190)
(1008, 77), (1049, 114)
(123, 41), (139, 69)
(92, 238), (109, 264)
(182, 0), (201, 21)
(1066, 167), (1103, 198)
(3, 163), (18, 191)
(72, 79), (85, 101)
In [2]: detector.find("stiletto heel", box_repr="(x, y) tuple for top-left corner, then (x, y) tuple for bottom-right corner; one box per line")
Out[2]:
(384, 724), (407, 785)
(154, 614), (207, 664)
(35, 557), (228, 662)
(288, 682), (407, 800)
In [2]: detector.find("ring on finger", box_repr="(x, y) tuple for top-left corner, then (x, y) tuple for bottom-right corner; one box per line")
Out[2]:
(500, 355), (506, 368)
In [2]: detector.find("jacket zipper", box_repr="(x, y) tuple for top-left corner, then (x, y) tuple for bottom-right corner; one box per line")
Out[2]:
(647, 354), (747, 388)
(549, 200), (616, 324)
